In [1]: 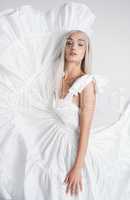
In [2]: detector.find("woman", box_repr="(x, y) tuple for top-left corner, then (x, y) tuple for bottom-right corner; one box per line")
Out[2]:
(55, 30), (96, 196)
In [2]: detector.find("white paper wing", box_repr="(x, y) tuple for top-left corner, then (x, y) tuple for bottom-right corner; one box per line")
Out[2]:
(91, 74), (130, 131)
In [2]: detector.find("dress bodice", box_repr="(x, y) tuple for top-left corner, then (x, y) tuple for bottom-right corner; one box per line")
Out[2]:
(53, 74), (95, 131)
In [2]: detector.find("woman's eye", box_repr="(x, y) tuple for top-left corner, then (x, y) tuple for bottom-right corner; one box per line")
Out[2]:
(78, 43), (84, 46)
(66, 41), (72, 46)
(66, 41), (84, 47)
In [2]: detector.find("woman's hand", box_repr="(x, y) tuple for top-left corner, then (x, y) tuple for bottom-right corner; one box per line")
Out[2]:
(63, 165), (83, 196)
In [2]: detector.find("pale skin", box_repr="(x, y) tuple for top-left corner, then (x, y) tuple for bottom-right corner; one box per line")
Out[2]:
(59, 31), (96, 196)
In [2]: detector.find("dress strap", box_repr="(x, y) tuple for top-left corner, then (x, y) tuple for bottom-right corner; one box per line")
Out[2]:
(68, 74), (95, 97)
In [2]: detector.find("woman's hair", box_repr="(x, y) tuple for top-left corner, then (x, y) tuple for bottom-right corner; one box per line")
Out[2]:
(54, 30), (93, 101)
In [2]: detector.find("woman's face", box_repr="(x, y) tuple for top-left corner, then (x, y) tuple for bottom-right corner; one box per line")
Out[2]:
(64, 31), (87, 64)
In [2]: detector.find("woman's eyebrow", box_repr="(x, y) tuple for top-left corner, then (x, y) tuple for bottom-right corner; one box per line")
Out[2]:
(78, 39), (85, 41)
(67, 37), (73, 40)
(67, 37), (85, 42)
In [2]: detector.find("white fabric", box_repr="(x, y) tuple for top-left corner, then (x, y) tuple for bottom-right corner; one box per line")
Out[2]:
(45, 1), (96, 38)
(0, 2), (130, 200)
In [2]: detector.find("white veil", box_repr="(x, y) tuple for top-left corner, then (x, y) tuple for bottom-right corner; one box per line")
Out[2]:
(45, 1), (96, 104)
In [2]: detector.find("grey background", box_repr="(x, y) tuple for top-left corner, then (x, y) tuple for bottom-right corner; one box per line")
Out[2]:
(0, 0), (130, 92)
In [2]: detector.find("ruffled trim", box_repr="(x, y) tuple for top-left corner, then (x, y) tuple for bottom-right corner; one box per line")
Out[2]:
(68, 74), (109, 97)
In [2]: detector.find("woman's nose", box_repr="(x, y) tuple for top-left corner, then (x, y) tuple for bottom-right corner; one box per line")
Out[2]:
(71, 43), (77, 49)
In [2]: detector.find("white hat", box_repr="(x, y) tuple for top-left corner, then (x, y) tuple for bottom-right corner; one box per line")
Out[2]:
(45, 1), (96, 39)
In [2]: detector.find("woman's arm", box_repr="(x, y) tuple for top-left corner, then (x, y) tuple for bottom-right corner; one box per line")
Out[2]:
(74, 80), (96, 170)
(64, 80), (96, 196)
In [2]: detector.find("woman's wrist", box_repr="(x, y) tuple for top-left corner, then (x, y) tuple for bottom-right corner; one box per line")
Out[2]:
(74, 160), (85, 170)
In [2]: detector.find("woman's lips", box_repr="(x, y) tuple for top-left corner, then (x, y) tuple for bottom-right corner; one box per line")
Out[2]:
(70, 52), (77, 56)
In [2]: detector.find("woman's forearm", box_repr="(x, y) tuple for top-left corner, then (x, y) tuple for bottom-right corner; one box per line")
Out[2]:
(74, 109), (94, 169)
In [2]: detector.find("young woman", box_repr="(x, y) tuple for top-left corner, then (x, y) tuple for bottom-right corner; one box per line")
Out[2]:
(54, 30), (96, 196)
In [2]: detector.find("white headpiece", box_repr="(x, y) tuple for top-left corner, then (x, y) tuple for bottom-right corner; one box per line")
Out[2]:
(45, 2), (96, 39)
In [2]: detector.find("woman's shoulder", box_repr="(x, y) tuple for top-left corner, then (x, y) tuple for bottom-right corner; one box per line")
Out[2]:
(69, 73), (109, 95)
(68, 73), (95, 96)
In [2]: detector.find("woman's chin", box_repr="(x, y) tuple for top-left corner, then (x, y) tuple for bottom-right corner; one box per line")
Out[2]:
(66, 58), (79, 63)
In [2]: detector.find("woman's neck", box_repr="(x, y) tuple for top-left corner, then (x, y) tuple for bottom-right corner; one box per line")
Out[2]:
(64, 63), (85, 80)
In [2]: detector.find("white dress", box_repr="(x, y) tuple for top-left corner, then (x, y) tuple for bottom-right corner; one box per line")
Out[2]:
(0, 73), (130, 200)
(0, 3), (130, 200)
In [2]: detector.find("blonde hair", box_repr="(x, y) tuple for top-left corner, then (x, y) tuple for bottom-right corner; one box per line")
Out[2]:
(54, 30), (93, 101)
